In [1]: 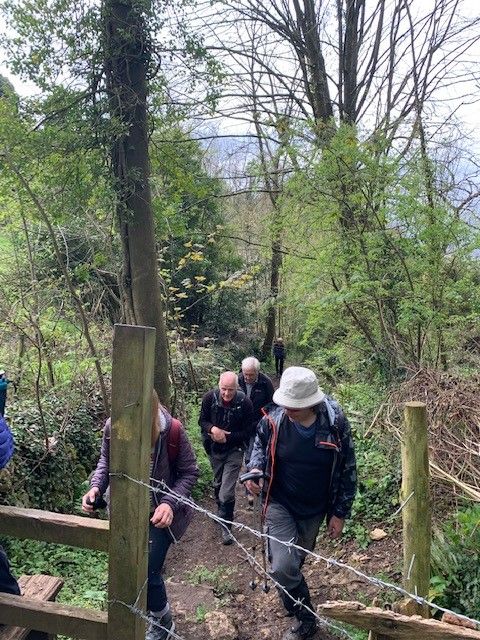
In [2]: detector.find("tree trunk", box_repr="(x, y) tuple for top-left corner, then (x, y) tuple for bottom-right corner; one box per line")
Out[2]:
(103, 0), (170, 404)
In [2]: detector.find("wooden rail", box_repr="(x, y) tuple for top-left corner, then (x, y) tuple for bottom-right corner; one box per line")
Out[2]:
(0, 506), (109, 552)
(0, 593), (107, 639)
(320, 602), (480, 639)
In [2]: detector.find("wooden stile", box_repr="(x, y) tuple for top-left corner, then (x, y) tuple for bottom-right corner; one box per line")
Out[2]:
(0, 594), (107, 640)
(107, 324), (156, 640)
(0, 506), (109, 552)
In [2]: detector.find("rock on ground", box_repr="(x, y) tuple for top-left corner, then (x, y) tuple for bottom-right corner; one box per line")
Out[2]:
(205, 611), (238, 640)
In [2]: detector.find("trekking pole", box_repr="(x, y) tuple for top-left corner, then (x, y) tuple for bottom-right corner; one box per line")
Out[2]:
(259, 507), (270, 593)
(249, 493), (260, 590)
(239, 470), (264, 591)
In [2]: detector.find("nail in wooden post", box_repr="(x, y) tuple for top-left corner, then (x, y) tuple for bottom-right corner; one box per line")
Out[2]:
(401, 401), (431, 617)
(107, 324), (156, 640)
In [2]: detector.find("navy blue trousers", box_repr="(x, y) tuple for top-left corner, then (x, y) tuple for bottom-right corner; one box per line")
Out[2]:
(147, 524), (172, 612)
(0, 390), (6, 417)
(0, 546), (20, 595)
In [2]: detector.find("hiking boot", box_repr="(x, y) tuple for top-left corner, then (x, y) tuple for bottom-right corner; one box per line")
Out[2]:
(145, 610), (175, 640)
(221, 525), (234, 545)
(281, 620), (318, 640)
(218, 500), (235, 545)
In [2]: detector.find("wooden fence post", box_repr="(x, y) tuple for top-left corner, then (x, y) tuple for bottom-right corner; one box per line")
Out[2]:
(401, 401), (431, 617)
(107, 324), (156, 640)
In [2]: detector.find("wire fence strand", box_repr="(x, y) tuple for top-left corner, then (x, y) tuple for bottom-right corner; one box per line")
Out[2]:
(109, 472), (480, 632)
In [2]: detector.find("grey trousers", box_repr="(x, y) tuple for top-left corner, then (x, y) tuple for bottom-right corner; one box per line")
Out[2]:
(209, 447), (244, 504)
(265, 501), (325, 591)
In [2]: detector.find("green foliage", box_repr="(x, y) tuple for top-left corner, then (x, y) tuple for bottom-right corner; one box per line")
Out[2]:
(186, 564), (235, 598)
(281, 124), (480, 384)
(194, 603), (208, 623)
(4, 394), (103, 513)
(151, 127), (252, 338)
(4, 537), (107, 609)
(431, 504), (480, 618)
(183, 396), (213, 500)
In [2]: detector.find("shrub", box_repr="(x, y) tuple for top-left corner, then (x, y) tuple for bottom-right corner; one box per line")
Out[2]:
(2, 394), (104, 513)
(430, 504), (480, 619)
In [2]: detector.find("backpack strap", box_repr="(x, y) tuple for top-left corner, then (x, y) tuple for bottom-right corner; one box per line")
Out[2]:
(167, 418), (182, 467)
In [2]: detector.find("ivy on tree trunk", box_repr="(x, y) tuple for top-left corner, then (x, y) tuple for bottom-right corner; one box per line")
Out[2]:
(103, 0), (170, 403)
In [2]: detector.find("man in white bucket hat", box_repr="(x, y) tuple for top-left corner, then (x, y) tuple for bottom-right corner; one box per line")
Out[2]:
(246, 366), (357, 640)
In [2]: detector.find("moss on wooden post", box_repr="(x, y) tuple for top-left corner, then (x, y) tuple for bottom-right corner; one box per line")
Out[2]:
(401, 401), (431, 617)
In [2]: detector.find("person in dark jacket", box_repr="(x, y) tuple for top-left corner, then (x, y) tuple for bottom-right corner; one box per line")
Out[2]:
(199, 371), (254, 544)
(82, 390), (199, 640)
(246, 367), (357, 640)
(0, 371), (15, 418)
(238, 357), (274, 506)
(273, 338), (286, 376)
(0, 416), (21, 596)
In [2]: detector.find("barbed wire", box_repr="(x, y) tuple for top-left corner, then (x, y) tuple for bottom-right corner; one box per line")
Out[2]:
(111, 599), (187, 640)
(111, 472), (480, 631)
(110, 472), (356, 639)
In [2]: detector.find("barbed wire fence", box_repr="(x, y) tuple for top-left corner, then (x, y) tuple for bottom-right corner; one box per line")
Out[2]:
(106, 472), (480, 639)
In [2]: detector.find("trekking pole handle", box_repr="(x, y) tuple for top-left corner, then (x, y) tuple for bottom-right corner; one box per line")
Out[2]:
(86, 494), (107, 510)
(239, 470), (264, 484)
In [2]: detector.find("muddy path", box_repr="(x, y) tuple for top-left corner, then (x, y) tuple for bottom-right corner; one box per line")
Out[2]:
(165, 486), (400, 640)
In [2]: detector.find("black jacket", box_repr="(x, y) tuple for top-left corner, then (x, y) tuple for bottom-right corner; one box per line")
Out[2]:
(273, 342), (285, 358)
(248, 399), (357, 520)
(199, 389), (254, 454)
(238, 371), (275, 429)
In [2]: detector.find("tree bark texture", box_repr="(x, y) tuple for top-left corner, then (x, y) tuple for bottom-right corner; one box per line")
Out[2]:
(103, 0), (170, 403)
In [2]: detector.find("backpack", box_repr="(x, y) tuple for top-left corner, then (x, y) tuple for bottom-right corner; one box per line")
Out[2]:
(167, 418), (182, 467)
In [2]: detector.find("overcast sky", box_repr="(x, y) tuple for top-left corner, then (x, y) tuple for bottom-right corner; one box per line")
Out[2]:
(1, 0), (479, 146)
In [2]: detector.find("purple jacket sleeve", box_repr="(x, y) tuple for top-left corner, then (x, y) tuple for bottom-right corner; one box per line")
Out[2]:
(90, 419), (111, 494)
(160, 426), (199, 513)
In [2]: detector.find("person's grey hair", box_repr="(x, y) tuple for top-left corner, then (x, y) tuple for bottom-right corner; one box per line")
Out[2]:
(241, 357), (260, 372)
(219, 371), (239, 387)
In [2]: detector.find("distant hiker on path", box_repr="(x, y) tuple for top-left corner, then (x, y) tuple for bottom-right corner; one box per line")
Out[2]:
(246, 366), (357, 640)
(82, 390), (199, 640)
(199, 371), (254, 545)
(0, 415), (21, 596)
(273, 338), (286, 376)
(238, 357), (274, 506)
(0, 370), (15, 417)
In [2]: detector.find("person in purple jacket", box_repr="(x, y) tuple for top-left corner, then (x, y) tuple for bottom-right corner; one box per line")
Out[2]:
(82, 390), (199, 640)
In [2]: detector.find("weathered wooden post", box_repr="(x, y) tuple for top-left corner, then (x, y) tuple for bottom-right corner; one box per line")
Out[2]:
(369, 401), (431, 640)
(107, 324), (156, 640)
(401, 401), (431, 617)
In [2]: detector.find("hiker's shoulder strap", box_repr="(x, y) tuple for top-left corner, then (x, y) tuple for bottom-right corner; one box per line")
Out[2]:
(167, 418), (182, 466)
(235, 389), (246, 405)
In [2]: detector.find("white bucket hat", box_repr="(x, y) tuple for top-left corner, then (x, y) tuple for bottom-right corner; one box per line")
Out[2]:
(273, 366), (325, 409)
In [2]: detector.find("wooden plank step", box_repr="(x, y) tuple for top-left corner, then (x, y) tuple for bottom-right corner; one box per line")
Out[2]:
(0, 575), (64, 640)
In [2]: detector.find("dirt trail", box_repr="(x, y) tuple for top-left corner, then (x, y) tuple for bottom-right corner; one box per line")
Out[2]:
(165, 486), (399, 639)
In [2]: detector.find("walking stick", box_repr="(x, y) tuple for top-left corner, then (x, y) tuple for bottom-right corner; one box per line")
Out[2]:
(239, 470), (271, 593)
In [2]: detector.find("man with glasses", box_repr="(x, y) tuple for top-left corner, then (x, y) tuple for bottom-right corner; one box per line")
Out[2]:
(246, 366), (357, 640)
(199, 371), (254, 544)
